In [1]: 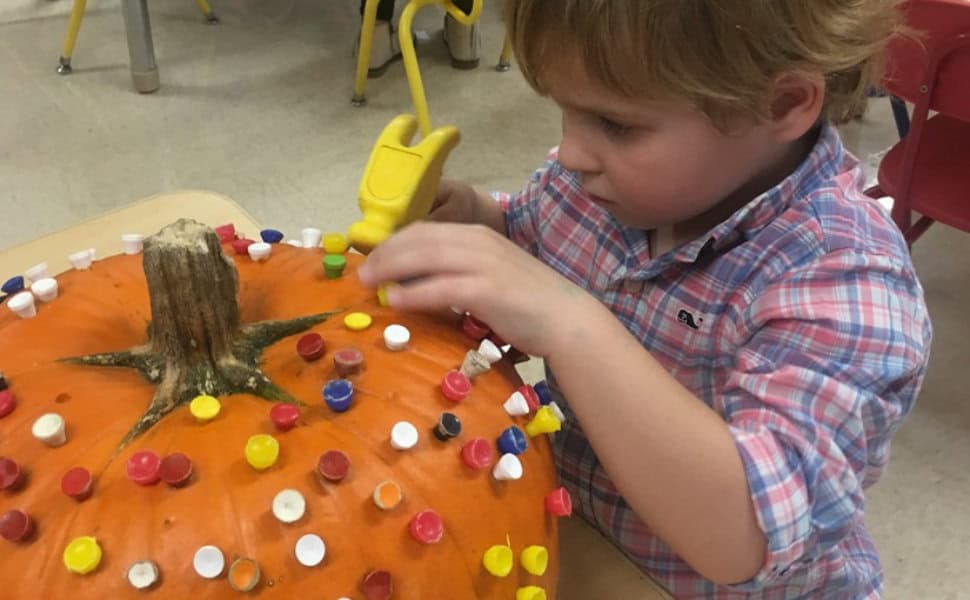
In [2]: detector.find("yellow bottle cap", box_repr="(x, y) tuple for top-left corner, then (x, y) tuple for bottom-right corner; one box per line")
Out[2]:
(63, 536), (103, 575)
(520, 545), (549, 576)
(516, 586), (547, 600)
(245, 434), (280, 471)
(482, 544), (514, 577)
(322, 233), (349, 254)
(525, 406), (562, 437)
(344, 312), (373, 331)
(376, 284), (393, 307)
(189, 394), (221, 422)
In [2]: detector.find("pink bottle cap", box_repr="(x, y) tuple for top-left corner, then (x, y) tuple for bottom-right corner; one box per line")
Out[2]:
(361, 570), (393, 600)
(270, 403), (301, 432)
(441, 370), (471, 403)
(462, 315), (491, 340)
(126, 450), (161, 486)
(409, 509), (445, 544)
(60, 467), (93, 500)
(215, 223), (236, 242)
(333, 347), (365, 377)
(0, 390), (15, 419)
(231, 238), (255, 255)
(545, 486), (573, 517)
(461, 438), (494, 470)
(159, 453), (193, 487)
(519, 385), (541, 412)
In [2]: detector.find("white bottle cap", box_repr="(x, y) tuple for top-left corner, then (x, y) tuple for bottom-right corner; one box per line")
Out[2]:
(68, 249), (93, 270)
(126, 560), (160, 589)
(272, 488), (307, 523)
(86, 248), (96, 260)
(390, 421), (419, 451)
(32, 413), (67, 446)
(248, 242), (272, 261)
(30, 278), (58, 302)
(8, 291), (36, 318)
(493, 453), (523, 481)
(548, 401), (567, 423)
(193, 545), (225, 579)
(295, 533), (326, 567)
(121, 234), (145, 255)
(503, 391), (530, 416)
(301, 227), (322, 249)
(285, 239), (304, 248)
(477, 339), (504, 364)
(383, 324), (411, 351)
(24, 262), (50, 283)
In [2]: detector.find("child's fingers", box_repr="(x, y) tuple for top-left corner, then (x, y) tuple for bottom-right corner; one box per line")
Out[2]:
(386, 273), (483, 314)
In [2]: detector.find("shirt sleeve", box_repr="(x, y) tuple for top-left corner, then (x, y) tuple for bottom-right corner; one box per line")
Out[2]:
(720, 249), (931, 591)
(492, 148), (561, 256)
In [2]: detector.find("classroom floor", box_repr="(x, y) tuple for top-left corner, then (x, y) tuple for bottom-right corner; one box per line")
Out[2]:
(2, 1), (968, 597)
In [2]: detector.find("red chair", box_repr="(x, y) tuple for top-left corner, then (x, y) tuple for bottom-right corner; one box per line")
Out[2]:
(865, 0), (970, 246)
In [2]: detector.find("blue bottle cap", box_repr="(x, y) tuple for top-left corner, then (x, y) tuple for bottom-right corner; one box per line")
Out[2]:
(433, 412), (462, 441)
(533, 380), (553, 406)
(260, 229), (285, 244)
(1, 276), (24, 296)
(497, 426), (528, 455)
(322, 379), (354, 413)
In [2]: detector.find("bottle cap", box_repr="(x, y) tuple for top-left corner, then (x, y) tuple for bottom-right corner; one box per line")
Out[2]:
(548, 401), (567, 423)
(545, 486), (572, 517)
(245, 434), (280, 470)
(317, 450), (351, 482)
(461, 314), (491, 340)
(361, 570), (393, 600)
(260, 228), (285, 244)
(30, 278), (58, 302)
(383, 324), (410, 351)
(482, 544), (514, 577)
(433, 412), (462, 441)
(520, 545), (549, 576)
(343, 311), (372, 331)
(0, 509), (33, 543)
(24, 262), (51, 283)
(533, 380), (553, 405)
(247, 242), (272, 261)
(372, 480), (403, 510)
(159, 453), (193, 487)
(516, 586), (548, 600)
(214, 223), (236, 242)
(1, 276), (24, 295)
(297, 332), (326, 361)
(189, 394), (221, 422)
(0, 457), (26, 492)
(322, 233), (349, 254)
(461, 438), (494, 470)
(492, 453), (523, 481)
(324, 254), (348, 279)
(295, 533), (326, 567)
(518, 384), (541, 412)
(193, 545), (225, 579)
(0, 389), (14, 418)
(333, 347), (365, 377)
(497, 426), (528, 455)
(61, 466), (94, 500)
(126, 560), (160, 590)
(459, 349), (491, 379)
(390, 421), (419, 451)
(270, 403), (301, 432)
(232, 238), (255, 255)
(322, 379), (354, 413)
(525, 406), (562, 437)
(301, 227), (323, 248)
(477, 338), (504, 364)
(272, 489), (307, 524)
(121, 233), (145, 255)
(68, 249), (94, 270)
(126, 450), (161, 485)
(63, 536), (102, 574)
(441, 370), (471, 403)
(409, 509), (445, 544)
(502, 391), (530, 416)
(32, 413), (66, 446)
(8, 292), (36, 319)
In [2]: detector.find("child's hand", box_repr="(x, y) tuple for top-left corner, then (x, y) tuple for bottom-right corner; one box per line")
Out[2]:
(428, 180), (507, 234)
(357, 221), (598, 357)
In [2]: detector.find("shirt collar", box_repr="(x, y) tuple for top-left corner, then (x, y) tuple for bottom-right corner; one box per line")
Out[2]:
(612, 123), (845, 280)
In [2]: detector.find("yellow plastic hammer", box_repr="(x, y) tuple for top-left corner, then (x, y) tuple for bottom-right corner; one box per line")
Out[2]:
(348, 114), (461, 254)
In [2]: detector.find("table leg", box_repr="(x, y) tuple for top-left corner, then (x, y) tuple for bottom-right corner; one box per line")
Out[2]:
(121, 0), (160, 93)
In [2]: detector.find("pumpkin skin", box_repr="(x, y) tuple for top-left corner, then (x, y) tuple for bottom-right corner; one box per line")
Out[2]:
(0, 242), (559, 598)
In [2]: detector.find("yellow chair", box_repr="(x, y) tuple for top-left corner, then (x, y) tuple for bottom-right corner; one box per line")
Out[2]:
(353, 0), (484, 137)
(57, 0), (219, 74)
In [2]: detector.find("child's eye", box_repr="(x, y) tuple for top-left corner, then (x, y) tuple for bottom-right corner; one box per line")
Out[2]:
(598, 116), (633, 138)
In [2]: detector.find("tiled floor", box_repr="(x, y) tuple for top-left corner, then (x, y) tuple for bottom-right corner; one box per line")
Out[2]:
(2, 1), (968, 597)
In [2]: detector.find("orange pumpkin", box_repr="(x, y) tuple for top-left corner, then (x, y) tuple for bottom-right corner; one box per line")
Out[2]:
(0, 221), (560, 599)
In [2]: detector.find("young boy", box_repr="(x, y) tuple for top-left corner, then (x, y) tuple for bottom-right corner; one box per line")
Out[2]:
(358, 1), (932, 597)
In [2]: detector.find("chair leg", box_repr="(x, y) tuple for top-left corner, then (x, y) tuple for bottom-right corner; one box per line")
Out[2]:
(353, 0), (382, 107)
(58, 0), (88, 74)
(195, 0), (220, 23)
(890, 96), (910, 138)
(496, 32), (512, 72)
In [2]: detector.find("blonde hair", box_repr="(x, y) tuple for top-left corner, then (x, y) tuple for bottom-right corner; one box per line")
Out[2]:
(505, 0), (902, 126)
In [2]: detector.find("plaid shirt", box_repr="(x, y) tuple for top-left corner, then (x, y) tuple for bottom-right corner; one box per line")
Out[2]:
(496, 125), (931, 599)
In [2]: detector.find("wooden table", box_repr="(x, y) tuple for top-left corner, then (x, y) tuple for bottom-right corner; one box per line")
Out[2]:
(0, 191), (671, 599)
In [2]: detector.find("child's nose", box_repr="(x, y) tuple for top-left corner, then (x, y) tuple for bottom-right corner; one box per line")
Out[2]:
(558, 128), (600, 176)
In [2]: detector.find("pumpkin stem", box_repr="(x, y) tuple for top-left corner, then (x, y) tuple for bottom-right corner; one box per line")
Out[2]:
(63, 219), (341, 450)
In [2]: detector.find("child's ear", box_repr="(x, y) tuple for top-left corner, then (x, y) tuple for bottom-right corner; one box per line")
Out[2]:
(767, 71), (825, 141)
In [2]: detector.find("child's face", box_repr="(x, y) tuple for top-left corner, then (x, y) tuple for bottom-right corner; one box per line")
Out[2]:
(546, 57), (785, 231)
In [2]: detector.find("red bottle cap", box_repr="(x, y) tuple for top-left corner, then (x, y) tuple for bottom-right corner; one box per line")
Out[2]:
(333, 347), (365, 377)
(270, 403), (301, 432)
(462, 314), (491, 340)
(159, 453), (193, 487)
(460, 438), (494, 470)
(441, 370), (471, 403)
(0, 457), (25, 492)
(60, 467), (93, 500)
(296, 333), (326, 361)
(231, 238), (255, 255)
(126, 450), (161, 486)
(317, 450), (350, 482)
(519, 384), (541, 412)
(215, 223), (236, 242)
(361, 570), (393, 600)
(409, 509), (444, 544)
(545, 486), (573, 517)
(0, 509), (33, 543)
(0, 390), (15, 419)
